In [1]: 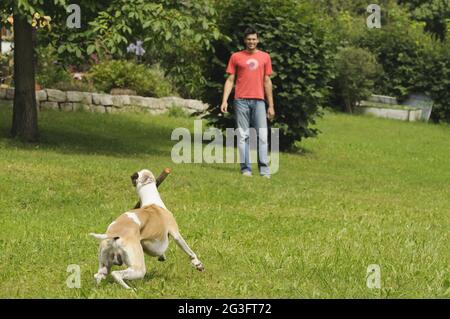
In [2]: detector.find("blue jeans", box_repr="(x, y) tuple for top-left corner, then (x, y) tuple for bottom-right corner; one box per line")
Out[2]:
(234, 99), (270, 176)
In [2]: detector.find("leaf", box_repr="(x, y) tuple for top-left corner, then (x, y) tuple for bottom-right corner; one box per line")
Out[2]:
(57, 45), (66, 54)
(75, 48), (82, 58)
(86, 45), (96, 55)
(202, 19), (209, 30)
(213, 29), (220, 40)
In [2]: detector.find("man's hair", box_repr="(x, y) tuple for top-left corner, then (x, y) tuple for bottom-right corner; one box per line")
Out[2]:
(244, 27), (258, 38)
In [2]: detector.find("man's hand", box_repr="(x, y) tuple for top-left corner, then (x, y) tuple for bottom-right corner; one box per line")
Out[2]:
(220, 101), (228, 113)
(221, 74), (234, 114)
(267, 106), (275, 121)
(264, 75), (274, 121)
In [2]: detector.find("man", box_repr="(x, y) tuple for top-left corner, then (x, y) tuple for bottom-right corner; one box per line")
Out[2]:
(220, 27), (275, 178)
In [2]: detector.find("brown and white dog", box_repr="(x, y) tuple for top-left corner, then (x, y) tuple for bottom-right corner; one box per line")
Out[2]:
(90, 169), (204, 290)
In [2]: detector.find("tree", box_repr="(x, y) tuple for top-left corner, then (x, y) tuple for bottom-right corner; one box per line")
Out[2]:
(398, 0), (450, 41)
(0, 0), (66, 142)
(11, 12), (39, 141)
(312, 0), (397, 16)
(39, 0), (224, 99)
(334, 47), (381, 113)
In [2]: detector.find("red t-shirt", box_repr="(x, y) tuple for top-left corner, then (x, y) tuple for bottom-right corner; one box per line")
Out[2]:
(226, 50), (273, 100)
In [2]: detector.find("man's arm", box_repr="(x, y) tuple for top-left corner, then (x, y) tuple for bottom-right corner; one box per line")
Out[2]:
(220, 74), (235, 113)
(264, 75), (275, 120)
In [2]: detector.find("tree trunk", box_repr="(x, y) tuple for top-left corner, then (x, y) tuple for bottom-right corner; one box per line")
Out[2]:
(0, 21), (3, 56)
(344, 99), (353, 114)
(11, 14), (39, 142)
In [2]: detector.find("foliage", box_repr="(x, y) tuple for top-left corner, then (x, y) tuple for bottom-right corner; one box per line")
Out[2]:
(35, 45), (71, 87)
(0, 0), (66, 18)
(311, 0), (397, 16)
(333, 47), (381, 113)
(88, 60), (176, 97)
(312, 0), (449, 42)
(414, 43), (450, 123)
(0, 0), (69, 86)
(357, 8), (426, 99)
(91, 0), (224, 99)
(0, 51), (14, 86)
(38, 0), (226, 99)
(398, 0), (450, 41)
(356, 6), (450, 122)
(205, 0), (336, 151)
(329, 10), (366, 46)
(34, 45), (95, 92)
(35, 1), (110, 67)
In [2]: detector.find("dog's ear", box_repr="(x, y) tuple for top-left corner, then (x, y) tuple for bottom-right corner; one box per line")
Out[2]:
(131, 172), (139, 182)
(90, 233), (121, 241)
(90, 233), (112, 241)
(142, 172), (155, 184)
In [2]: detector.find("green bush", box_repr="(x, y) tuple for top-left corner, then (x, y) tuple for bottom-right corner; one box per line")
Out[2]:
(357, 24), (424, 99)
(89, 60), (177, 97)
(36, 46), (73, 89)
(334, 47), (381, 113)
(35, 45), (96, 92)
(205, 0), (336, 151)
(60, 0), (224, 99)
(0, 52), (13, 87)
(356, 7), (450, 122)
(399, 0), (450, 41)
(50, 79), (97, 93)
(415, 43), (450, 123)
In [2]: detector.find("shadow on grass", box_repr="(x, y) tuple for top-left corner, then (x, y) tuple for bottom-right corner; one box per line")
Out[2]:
(0, 107), (177, 158)
(0, 104), (315, 160)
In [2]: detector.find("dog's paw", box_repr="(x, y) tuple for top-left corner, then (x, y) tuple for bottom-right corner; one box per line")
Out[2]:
(94, 273), (106, 285)
(192, 260), (204, 272)
(196, 263), (205, 272)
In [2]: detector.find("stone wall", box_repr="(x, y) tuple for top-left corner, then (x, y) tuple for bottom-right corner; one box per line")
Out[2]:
(364, 94), (433, 122)
(0, 87), (209, 115)
(359, 106), (422, 122)
(359, 94), (432, 122)
(368, 94), (398, 105)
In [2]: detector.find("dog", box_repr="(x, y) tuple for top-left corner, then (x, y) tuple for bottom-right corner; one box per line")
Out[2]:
(90, 169), (204, 290)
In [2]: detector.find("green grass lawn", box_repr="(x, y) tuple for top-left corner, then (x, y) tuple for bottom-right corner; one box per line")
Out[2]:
(1, 100), (449, 298)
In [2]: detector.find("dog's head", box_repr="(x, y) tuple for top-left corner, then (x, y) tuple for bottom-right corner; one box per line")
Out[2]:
(131, 169), (156, 188)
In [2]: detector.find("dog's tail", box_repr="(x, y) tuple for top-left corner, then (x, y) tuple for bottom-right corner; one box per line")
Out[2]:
(89, 233), (119, 241)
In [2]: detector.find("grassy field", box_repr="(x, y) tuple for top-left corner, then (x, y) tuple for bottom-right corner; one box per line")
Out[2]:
(0, 100), (449, 298)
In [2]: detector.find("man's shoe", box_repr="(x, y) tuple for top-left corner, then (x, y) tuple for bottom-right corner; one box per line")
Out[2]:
(242, 171), (252, 177)
(261, 175), (271, 179)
